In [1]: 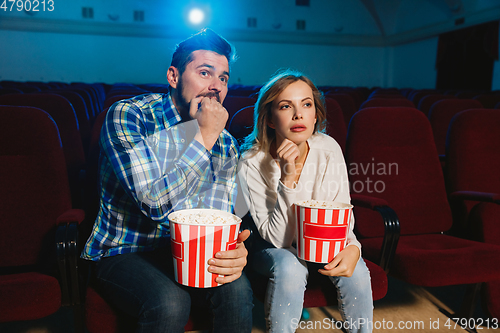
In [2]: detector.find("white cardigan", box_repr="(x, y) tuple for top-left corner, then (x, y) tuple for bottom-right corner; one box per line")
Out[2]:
(238, 133), (361, 254)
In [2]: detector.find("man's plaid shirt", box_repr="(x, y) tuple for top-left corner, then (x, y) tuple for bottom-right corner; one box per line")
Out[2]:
(82, 92), (239, 261)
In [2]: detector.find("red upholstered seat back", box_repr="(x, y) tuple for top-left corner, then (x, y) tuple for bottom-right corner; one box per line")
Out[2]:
(410, 90), (439, 107)
(223, 96), (256, 130)
(418, 94), (456, 116)
(324, 97), (347, 152)
(360, 98), (415, 109)
(369, 93), (405, 99)
(346, 107), (452, 238)
(228, 106), (254, 143)
(473, 94), (500, 109)
(326, 92), (357, 129)
(446, 109), (500, 194)
(0, 93), (86, 172)
(50, 90), (91, 150)
(428, 99), (483, 156)
(68, 85), (100, 123)
(0, 106), (72, 267)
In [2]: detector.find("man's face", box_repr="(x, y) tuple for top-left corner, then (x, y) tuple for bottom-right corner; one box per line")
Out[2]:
(168, 50), (230, 116)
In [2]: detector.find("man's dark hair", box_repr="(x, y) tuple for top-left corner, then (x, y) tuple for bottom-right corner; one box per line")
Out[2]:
(171, 28), (237, 75)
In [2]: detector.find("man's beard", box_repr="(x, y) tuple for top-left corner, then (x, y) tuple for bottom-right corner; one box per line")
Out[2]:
(177, 78), (221, 116)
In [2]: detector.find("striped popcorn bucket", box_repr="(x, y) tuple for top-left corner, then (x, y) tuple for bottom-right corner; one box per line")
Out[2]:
(168, 209), (241, 288)
(295, 201), (353, 263)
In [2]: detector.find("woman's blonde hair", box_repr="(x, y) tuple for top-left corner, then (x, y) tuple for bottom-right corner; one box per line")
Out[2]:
(241, 69), (327, 156)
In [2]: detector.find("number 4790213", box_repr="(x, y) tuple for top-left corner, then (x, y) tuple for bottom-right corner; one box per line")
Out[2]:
(444, 317), (498, 330)
(1, 0), (54, 12)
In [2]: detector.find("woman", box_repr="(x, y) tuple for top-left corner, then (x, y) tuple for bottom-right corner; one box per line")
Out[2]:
(238, 69), (373, 333)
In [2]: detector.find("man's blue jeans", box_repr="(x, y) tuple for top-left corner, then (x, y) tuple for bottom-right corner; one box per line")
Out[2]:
(93, 246), (253, 333)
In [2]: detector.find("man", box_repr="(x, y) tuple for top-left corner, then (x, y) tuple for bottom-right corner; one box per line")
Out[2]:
(82, 28), (253, 333)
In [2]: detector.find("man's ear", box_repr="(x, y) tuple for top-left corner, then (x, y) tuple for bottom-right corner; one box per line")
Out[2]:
(167, 66), (179, 89)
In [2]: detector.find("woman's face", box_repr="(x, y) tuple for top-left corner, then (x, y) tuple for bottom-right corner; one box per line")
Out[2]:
(268, 80), (317, 145)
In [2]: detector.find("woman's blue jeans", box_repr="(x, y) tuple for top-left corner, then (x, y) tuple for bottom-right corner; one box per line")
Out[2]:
(93, 246), (253, 333)
(252, 246), (373, 333)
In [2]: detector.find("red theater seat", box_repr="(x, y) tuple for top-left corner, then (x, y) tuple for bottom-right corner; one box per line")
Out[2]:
(0, 106), (84, 324)
(50, 90), (92, 156)
(324, 97), (347, 152)
(473, 94), (500, 109)
(445, 108), (500, 236)
(468, 203), (500, 319)
(428, 99), (483, 161)
(360, 98), (415, 109)
(446, 109), (500, 319)
(326, 92), (357, 129)
(223, 95), (256, 130)
(345, 107), (500, 318)
(0, 93), (86, 207)
(409, 90), (439, 107)
(417, 94), (456, 116)
(228, 106), (254, 144)
(64, 86), (98, 124)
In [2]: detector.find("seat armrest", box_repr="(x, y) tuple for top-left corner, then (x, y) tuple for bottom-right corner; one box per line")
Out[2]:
(56, 209), (85, 306)
(449, 191), (500, 204)
(351, 194), (400, 273)
(56, 224), (71, 306)
(56, 209), (85, 225)
(351, 194), (389, 209)
(66, 222), (81, 305)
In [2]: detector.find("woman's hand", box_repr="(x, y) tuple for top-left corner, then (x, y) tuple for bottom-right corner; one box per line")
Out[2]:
(277, 139), (300, 188)
(318, 245), (360, 277)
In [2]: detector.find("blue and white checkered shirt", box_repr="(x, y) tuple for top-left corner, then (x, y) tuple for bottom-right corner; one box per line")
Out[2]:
(82, 92), (239, 261)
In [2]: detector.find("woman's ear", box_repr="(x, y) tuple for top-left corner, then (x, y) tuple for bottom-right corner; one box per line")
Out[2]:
(167, 66), (179, 89)
(267, 119), (275, 129)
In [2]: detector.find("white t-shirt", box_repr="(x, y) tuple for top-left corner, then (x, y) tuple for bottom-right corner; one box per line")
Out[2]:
(238, 133), (361, 254)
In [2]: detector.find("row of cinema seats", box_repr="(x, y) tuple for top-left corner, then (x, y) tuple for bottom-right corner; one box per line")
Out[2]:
(1, 80), (499, 332)
(0, 80), (109, 333)
(228, 85), (500, 163)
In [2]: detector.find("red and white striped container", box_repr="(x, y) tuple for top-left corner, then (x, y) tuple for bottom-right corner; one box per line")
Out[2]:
(295, 201), (353, 263)
(168, 209), (241, 288)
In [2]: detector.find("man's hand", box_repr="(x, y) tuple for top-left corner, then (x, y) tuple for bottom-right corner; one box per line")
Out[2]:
(318, 245), (360, 277)
(190, 96), (228, 151)
(207, 229), (250, 284)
